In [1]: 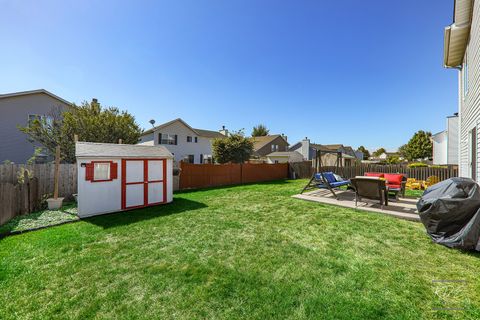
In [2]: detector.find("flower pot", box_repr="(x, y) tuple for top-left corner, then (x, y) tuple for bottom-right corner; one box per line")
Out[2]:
(47, 197), (64, 210)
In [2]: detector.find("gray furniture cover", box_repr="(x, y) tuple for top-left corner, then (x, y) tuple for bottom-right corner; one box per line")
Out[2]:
(416, 177), (480, 251)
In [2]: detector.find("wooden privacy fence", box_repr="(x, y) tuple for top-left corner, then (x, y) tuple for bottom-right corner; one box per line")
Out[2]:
(0, 175), (40, 225)
(289, 162), (459, 182)
(179, 162), (289, 189)
(0, 163), (77, 199)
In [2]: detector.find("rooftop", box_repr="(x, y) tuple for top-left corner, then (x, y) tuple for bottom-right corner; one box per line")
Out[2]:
(75, 142), (173, 158)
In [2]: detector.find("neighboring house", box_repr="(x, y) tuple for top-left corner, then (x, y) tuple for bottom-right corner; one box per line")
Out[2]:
(289, 138), (357, 166)
(251, 135), (289, 158)
(443, 0), (476, 178)
(0, 89), (72, 163)
(266, 151), (303, 164)
(354, 150), (364, 160)
(138, 118), (226, 164)
(432, 114), (459, 165)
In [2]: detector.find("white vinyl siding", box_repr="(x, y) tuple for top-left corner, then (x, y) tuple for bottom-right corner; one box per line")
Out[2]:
(459, 0), (480, 181)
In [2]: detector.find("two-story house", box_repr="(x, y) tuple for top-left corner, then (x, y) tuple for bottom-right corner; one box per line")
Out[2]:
(443, 0), (477, 179)
(288, 138), (358, 166)
(0, 89), (72, 163)
(138, 118), (226, 164)
(251, 135), (289, 158)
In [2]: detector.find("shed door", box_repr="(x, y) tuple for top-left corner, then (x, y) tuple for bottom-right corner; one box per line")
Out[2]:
(122, 159), (167, 210)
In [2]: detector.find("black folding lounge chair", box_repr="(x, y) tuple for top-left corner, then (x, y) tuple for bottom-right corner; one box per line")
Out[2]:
(350, 177), (388, 209)
(301, 172), (350, 199)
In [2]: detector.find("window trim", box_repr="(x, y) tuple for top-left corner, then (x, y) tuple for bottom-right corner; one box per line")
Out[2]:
(92, 161), (113, 182)
(463, 53), (469, 99)
(159, 133), (177, 145)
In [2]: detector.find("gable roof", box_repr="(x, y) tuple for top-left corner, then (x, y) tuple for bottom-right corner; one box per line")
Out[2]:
(0, 89), (72, 106)
(193, 128), (225, 139)
(142, 118), (199, 136)
(266, 151), (302, 157)
(251, 135), (288, 151)
(76, 142), (173, 158)
(141, 118), (224, 139)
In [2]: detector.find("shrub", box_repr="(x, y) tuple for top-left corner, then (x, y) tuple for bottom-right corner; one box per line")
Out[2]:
(407, 162), (428, 168)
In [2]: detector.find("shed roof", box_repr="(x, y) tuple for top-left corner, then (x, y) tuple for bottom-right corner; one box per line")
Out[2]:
(76, 142), (173, 158)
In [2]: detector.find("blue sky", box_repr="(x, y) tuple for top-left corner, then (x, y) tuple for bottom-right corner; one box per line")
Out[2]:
(0, 0), (456, 151)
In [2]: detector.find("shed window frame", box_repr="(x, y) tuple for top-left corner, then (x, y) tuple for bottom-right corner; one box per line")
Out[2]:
(92, 161), (112, 182)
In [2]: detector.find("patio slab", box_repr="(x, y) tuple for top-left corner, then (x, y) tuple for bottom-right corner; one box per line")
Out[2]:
(292, 189), (420, 222)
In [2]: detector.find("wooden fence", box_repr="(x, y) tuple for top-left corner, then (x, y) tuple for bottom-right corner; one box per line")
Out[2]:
(0, 175), (40, 225)
(0, 163), (77, 199)
(289, 162), (459, 181)
(179, 162), (289, 189)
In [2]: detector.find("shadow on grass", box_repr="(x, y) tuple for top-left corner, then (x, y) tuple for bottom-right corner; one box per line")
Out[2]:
(85, 197), (207, 229)
(174, 178), (292, 194)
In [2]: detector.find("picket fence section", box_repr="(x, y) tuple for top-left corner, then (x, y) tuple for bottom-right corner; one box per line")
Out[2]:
(0, 175), (40, 226)
(0, 163), (77, 198)
(289, 162), (459, 181)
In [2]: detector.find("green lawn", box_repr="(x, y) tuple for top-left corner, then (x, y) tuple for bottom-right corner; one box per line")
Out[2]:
(1, 180), (479, 319)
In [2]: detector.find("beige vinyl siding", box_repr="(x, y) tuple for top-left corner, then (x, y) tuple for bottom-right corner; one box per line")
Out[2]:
(460, 0), (480, 180)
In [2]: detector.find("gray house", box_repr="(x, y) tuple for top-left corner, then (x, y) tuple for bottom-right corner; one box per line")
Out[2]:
(0, 89), (72, 163)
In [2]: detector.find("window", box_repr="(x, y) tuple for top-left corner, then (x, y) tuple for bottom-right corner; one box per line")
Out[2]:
(28, 114), (51, 127)
(94, 163), (110, 181)
(187, 155), (194, 163)
(271, 144), (278, 152)
(187, 136), (192, 142)
(194, 137), (198, 143)
(159, 133), (177, 145)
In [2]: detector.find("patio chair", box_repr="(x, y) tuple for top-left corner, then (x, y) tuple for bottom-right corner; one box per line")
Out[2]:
(350, 177), (388, 209)
(301, 172), (351, 199)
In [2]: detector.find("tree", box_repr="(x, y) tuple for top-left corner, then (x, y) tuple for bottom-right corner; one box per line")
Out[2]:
(251, 124), (269, 137)
(372, 147), (386, 157)
(401, 130), (432, 161)
(357, 146), (370, 160)
(212, 130), (253, 164)
(19, 99), (143, 163)
(385, 155), (401, 164)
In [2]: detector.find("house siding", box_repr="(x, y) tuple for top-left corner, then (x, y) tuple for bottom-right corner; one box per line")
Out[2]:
(447, 116), (459, 165)
(139, 120), (217, 164)
(459, 1), (480, 179)
(0, 93), (70, 163)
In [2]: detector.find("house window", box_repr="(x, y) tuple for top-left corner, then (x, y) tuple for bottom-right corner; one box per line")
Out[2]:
(159, 133), (177, 145)
(94, 163), (110, 181)
(271, 144), (278, 152)
(194, 137), (198, 143)
(187, 136), (192, 142)
(28, 114), (51, 127)
(187, 155), (194, 163)
(200, 154), (204, 163)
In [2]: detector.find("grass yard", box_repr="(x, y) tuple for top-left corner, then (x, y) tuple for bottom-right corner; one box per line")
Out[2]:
(1, 179), (479, 319)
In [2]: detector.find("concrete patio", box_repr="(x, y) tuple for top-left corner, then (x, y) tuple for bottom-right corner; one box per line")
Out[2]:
(293, 189), (420, 222)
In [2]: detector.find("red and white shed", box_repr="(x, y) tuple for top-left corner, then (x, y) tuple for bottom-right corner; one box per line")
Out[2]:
(76, 142), (174, 218)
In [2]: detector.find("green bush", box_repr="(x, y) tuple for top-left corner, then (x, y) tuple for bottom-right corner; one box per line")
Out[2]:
(407, 162), (428, 168)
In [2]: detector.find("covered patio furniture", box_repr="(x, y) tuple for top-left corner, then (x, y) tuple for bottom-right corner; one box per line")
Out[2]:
(364, 172), (406, 197)
(301, 171), (350, 199)
(351, 177), (388, 209)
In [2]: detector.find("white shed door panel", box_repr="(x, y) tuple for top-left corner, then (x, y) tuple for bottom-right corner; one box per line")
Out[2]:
(126, 161), (144, 183)
(148, 182), (164, 204)
(148, 160), (164, 181)
(125, 184), (144, 208)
